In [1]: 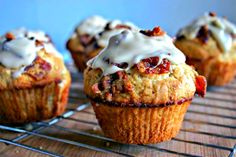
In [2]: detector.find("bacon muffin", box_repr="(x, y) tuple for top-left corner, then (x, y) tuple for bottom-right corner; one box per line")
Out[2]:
(0, 28), (71, 124)
(84, 27), (206, 144)
(175, 12), (236, 86)
(66, 15), (139, 72)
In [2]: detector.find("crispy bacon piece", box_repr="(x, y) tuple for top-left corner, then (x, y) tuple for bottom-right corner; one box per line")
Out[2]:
(195, 75), (207, 97)
(105, 92), (112, 101)
(136, 57), (170, 74)
(92, 83), (101, 94)
(140, 26), (165, 37)
(197, 25), (209, 44)
(115, 24), (131, 30)
(5, 32), (15, 41)
(102, 76), (111, 90)
(209, 12), (216, 17)
(24, 56), (52, 80)
(35, 40), (44, 47)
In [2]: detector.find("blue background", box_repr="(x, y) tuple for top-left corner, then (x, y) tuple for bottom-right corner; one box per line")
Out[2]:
(1, 0), (236, 62)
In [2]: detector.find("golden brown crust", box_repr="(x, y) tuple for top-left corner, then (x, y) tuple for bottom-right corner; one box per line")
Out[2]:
(92, 100), (190, 144)
(186, 57), (236, 86)
(84, 64), (198, 106)
(0, 49), (69, 90)
(66, 36), (103, 72)
(0, 71), (71, 124)
(175, 38), (236, 86)
(175, 37), (221, 60)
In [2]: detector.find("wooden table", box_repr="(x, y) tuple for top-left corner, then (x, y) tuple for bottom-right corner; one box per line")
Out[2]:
(0, 72), (236, 157)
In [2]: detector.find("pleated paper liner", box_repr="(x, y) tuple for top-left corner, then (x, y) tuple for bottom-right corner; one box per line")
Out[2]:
(91, 100), (190, 144)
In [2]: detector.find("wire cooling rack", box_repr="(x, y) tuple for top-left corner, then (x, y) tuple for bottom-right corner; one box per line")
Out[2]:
(0, 67), (236, 157)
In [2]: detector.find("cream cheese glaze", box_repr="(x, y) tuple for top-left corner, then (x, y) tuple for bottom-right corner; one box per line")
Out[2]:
(177, 13), (236, 52)
(0, 28), (62, 78)
(73, 15), (139, 47)
(10, 28), (62, 58)
(88, 30), (186, 75)
(96, 20), (140, 47)
(0, 37), (38, 69)
(76, 15), (108, 36)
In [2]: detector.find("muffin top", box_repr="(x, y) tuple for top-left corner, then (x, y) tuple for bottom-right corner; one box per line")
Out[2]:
(75, 15), (108, 36)
(0, 28), (69, 90)
(95, 20), (139, 47)
(84, 27), (206, 107)
(1, 28), (62, 58)
(177, 12), (236, 53)
(67, 15), (139, 53)
(88, 27), (185, 75)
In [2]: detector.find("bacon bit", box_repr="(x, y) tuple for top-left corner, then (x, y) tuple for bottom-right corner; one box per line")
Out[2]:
(195, 75), (207, 97)
(197, 25), (209, 44)
(102, 76), (111, 90)
(105, 92), (112, 101)
(35, 40), (44, 47)
(92, 83), (101, 94)
(24, 56), (52, 80)
(104, 58), (128, 69)
(113, 62), (128, 69)
(116, 71), (127, 79)
(5, 32), (15, 41)
(55, 78), (62, 84)
(115, 24), (131, 30)
(140, 26), (165, 37)
(112, 83), (123, 94)
(104, 23), (131, 31)
(209, 12), (216, 17)
(124, 80), (132, 92)
(136, 57), (170, 74)
(40, 60), (51, 71)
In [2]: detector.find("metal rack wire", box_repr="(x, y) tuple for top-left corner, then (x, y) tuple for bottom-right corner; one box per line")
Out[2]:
(0, 70), (236, 157)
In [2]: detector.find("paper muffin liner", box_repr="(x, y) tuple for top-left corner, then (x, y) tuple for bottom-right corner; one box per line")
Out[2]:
(91, 100), (190, 144)
(0, 80), (70, 124)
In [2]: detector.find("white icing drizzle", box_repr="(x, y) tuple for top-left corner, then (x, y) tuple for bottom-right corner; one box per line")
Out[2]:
(96, 20), (140, 47)
(25, 30), (62, 57)
(177, 13), (236, 52)
(0, 28), (62, 78)
(10, 28), (61, 57)
(0, 37), (38, 69)
(26, 30), (49, 42)
(88, 30), (186, 75)
(76, 15), (108, 36)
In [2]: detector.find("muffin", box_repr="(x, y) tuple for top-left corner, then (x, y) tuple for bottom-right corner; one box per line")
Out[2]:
(84, 27), (207, 144)
(0, 28), (71, 124)
(67, 15), (139, 72)
(175, 12), (236, 86)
